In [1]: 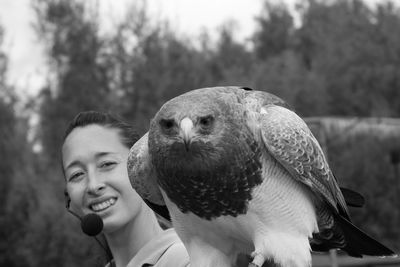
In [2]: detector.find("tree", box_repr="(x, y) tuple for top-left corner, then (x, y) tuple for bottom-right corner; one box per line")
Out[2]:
(295, 0), (400, 117)
(108, 4), (214, 134)
(33, 0), (115, 166)
(327, 132), (400, 251)
(253, 1), (294, 60)
(0, 92), (21, 267)
(207, 22), (255, 86)
(0, 23), (37, 267)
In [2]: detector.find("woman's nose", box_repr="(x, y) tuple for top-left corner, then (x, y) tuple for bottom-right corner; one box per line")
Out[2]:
(86, 172), (106, 196)
(87, 182), (106, 196)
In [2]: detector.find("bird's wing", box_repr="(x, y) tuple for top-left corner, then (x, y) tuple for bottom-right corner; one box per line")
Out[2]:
(255, 104), (349, 217)
(127, 132), (166, 206)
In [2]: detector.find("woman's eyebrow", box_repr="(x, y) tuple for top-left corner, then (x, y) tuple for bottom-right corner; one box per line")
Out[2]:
(65, 160), (81, 170)
(65, 152), (120, 170)
(94, 151), (119, 159)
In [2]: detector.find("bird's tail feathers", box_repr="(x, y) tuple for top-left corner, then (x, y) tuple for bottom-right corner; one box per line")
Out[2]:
(339, 187), (365, 208)
(336, 215), (396, 257)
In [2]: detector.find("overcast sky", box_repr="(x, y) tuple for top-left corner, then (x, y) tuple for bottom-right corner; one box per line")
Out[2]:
(0, 0), (386, 96)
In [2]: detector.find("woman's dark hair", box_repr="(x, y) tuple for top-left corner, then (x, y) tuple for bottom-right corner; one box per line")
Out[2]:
(61, 111), (140, 180)
(63, 110), (140, 149)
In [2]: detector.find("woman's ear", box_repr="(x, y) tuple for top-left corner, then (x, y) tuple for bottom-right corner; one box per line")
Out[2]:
(64, 189), (71, 209)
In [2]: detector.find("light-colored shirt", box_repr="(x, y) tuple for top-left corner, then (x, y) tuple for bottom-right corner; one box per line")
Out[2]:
(126, 228), (189, 267)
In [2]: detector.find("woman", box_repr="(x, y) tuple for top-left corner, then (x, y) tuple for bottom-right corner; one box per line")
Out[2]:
(61, 111), (190, 267)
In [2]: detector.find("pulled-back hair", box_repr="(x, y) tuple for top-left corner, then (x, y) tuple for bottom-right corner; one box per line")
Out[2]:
(63, 111), (140, 149)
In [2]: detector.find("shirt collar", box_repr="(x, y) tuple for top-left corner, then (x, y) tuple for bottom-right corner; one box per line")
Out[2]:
(126, 228), (181, 267)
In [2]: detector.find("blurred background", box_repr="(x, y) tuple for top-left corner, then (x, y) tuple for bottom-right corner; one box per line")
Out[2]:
(0, 0), (399, 266)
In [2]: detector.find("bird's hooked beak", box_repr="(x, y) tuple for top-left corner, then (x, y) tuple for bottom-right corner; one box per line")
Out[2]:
(179, 117), (194, 150)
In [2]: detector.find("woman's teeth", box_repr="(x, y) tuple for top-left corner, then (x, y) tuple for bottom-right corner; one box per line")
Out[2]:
(91, 198), (116, 211)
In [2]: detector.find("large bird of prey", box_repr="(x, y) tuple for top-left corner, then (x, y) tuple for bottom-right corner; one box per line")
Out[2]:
(128, 86), (395, 267)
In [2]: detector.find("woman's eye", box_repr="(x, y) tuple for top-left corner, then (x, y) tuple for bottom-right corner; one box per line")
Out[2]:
(69, 172), (84, 182)
(99, 161), (117, 169)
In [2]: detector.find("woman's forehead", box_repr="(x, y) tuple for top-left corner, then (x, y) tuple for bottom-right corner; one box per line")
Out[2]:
(62, 125), (127, 164)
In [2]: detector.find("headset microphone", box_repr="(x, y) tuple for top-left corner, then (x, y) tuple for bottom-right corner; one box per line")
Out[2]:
(64, 190), (112, 263)
(64, 190), (104, 236)
(81, 213), (104, 236)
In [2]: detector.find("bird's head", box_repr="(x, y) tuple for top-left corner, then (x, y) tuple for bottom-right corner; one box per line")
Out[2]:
(147, 87), (263, 218)
(148, 90), (245, 172)
(150, 94), (227, 154)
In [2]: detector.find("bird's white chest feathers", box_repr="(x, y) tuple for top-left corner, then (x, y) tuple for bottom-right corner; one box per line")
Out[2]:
(161, 156), (319, 266)
(249, 158), (319, 236)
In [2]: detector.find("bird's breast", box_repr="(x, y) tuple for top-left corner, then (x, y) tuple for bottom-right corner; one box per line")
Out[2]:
(154, 137), (263, 220)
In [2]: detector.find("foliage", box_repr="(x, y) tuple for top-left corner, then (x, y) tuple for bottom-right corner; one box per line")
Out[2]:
(295, 0), (400, 116)
(33, 0), (116, 166)
(115, 23), (214, 134)
(0, 26), (38, 266)
(327, 132), (400, 251)
(253, 1), (294, 60)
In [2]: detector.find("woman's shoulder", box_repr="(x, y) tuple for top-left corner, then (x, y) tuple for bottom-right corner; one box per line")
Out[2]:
(127, 228), (190, 267)
(155, 229), (190, 266)
(156, 238), (190, 267)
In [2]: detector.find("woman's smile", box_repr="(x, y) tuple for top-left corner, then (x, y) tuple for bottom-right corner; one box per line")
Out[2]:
(89, 197), (117, 212)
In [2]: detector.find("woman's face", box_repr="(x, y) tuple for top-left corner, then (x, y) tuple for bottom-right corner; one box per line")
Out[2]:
(62, 124), (142, 233)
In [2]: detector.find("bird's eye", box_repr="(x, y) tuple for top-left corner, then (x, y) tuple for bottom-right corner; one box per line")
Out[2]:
(159, 119), (175, 130)
(199, 115), (214, 128)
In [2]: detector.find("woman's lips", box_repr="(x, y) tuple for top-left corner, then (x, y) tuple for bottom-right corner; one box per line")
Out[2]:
(90, 197), (117, 212)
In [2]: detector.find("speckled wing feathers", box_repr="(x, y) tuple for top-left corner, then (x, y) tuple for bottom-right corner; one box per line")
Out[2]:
(127, 133), (165, 206)
(256, 104), (349, 218)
